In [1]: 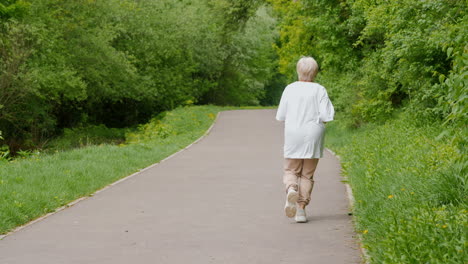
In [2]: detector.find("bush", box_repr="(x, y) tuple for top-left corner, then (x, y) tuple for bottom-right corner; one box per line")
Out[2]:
(45, 125), (127, 151)
(125, 105), (219, 144)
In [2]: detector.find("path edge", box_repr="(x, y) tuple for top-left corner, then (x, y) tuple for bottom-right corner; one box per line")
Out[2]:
(0, 112), (222, 241)
(326, 148), (371, 264)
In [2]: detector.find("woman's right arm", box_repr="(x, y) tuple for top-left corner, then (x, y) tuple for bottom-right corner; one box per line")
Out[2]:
(319, 87), (334, 123)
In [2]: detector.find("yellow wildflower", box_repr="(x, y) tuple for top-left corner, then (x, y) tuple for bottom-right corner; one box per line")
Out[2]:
(363, 230), (368, 234)
(442, 225), (447, 229)
(388, 195), (394, 199)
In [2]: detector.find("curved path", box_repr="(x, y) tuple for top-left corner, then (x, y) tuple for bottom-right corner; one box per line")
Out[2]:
(0, 110), (360, 264)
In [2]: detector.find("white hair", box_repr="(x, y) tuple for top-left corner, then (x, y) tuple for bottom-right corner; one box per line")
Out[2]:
(296, 56), (319, 82)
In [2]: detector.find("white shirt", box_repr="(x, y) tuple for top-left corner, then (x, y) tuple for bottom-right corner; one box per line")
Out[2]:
(276, 81), (334, 158)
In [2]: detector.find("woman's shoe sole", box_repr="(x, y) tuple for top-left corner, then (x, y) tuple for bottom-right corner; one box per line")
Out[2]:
(284, 191), (299, 218)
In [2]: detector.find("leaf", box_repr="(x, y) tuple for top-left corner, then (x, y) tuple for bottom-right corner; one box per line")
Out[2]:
(447, 47), (454, 58)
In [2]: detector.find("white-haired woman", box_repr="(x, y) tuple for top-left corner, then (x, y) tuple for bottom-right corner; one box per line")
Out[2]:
(276, 56), (335, 223)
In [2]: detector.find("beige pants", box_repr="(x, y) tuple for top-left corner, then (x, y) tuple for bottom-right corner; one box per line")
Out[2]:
(283, 158), (319, 206)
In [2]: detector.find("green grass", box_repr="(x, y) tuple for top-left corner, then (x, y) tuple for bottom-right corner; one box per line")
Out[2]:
(44, 125), (128, 152)
(326, 113), (467, 264)
(0, 105), (227, 235)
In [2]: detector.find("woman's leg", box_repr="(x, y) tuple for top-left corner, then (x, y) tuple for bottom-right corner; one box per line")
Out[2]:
(297, 158), (319, 208)
(283, 158), (302, 192)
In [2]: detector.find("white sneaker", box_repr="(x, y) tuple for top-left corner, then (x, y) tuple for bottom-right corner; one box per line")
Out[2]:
(284, 188), (298, 218)
(295, 208), (307, 223)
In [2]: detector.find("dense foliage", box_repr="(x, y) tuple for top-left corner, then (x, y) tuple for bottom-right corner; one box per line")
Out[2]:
(0, 0), (280, 152)
(269, 0), (466, 126)
(269, 0), (467, 262)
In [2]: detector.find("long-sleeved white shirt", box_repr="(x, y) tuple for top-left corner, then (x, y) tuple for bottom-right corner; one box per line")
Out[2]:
(276, 81), (334, 158)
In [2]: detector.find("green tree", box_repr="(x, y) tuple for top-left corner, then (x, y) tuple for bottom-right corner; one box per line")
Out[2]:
(270, 0), (467, 126)
(0, 0), (282, 151)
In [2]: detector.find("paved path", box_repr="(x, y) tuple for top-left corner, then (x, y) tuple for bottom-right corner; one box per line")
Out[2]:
(0, 110), (360, 264)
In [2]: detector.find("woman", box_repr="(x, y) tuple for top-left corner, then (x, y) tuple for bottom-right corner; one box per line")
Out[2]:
(276, 56), (334, 223)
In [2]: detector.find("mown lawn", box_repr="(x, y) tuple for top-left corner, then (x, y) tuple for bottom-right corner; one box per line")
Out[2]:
(0, 105), (226, 235)
(326, 114), (467, 264)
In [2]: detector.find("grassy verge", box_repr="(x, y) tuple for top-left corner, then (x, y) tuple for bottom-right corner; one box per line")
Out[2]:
(0, 105), (228, 235)
(325, 113), (467, 263)
(44, 125), (128, 152)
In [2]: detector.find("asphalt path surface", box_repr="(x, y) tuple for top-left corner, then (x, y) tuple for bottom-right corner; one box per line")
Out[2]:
(0, 109), (360, 264)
